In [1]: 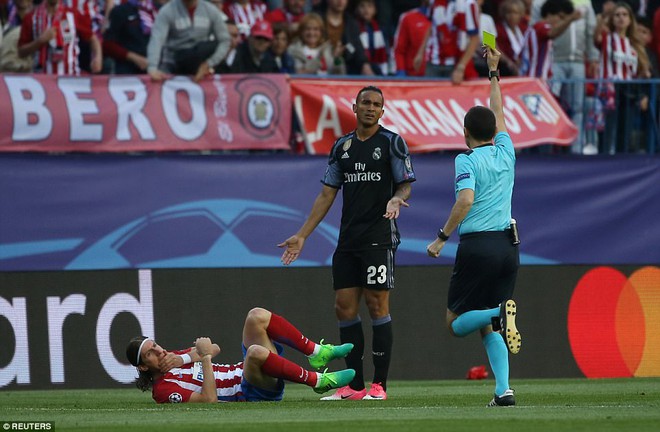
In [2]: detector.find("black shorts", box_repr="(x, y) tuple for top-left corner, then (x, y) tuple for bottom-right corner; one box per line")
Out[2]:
(447, 231), (519, 315)
(332, 248), (395, 291)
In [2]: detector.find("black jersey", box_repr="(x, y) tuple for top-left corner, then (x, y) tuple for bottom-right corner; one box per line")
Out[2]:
(322, 126), (416, 251)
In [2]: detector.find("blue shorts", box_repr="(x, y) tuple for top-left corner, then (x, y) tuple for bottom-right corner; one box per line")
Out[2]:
(240, 342), (285, 402)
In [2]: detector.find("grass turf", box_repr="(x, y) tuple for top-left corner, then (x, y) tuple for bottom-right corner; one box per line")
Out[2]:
(1, 378), (659, 431)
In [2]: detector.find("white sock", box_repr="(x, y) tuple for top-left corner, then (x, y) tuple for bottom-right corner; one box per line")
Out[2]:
(308, 343), (321, 357)
(313, 372), (323, 388)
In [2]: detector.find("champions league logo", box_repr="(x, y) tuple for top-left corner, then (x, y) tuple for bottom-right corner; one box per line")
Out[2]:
(236, 77), (281, 139)
(168, 393), (183, 403)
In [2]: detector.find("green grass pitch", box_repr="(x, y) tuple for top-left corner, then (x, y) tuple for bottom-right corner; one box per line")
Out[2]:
(1, 378), (659, 431)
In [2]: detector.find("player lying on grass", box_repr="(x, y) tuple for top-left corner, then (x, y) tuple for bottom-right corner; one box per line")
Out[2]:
(126, 307), (355, 403)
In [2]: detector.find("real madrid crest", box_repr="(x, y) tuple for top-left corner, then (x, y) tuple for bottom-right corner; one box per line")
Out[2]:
(372, 147), (381, 160)
(343, 139), (352, 151)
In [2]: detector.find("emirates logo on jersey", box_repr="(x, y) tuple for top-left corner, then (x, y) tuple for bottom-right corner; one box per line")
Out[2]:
(372, 147), (381, 160)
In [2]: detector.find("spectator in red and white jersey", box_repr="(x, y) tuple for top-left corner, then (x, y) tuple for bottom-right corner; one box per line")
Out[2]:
(18, 0), (102, 74)
(392, 0), (432, 77)
(354, 0), (388, 75)
(425, 0), (481, 84)
(62, 0), (104, 37)
(594, 1), (650, 154)
(425, 0), (460, 79)
(126, 307), (355, 404)
(264, 0), (305, 34)
(223, 0), (267, 40)
(496, 0), (528, 75)
(518, 0), (581, 81)
(595, 1), (650, 79)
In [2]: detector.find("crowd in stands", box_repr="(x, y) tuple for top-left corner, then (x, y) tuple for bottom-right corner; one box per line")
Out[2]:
(1, 0), (659, 154)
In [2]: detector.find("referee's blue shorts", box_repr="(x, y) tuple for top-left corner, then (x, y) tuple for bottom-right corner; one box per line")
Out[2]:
(447, 230), (519, 315)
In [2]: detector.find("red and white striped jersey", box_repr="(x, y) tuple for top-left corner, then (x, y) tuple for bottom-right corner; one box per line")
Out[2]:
(519, 21), (553, 79)
(427, 0), (479, 66)
(152, 351), (245, 404)
(496, 22), (527, 62)
(63, 0), (103, 35)
(454, 0), (480, 52)
(19, 3), (93, 75)
(599, 31), (638, 80)
(223, 0), (267, 40)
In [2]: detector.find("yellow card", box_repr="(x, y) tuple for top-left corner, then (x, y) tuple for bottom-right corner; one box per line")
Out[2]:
(483, 31), (496, 49)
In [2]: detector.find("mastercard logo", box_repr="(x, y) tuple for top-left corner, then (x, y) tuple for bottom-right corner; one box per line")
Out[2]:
(568, 266), (660, 378)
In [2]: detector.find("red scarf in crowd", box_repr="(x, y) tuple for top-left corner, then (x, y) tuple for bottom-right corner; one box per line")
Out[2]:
(358, 18), (388, 73)
(31, 2), (75, 72)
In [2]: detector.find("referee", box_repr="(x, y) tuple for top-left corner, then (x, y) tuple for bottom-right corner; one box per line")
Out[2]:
(426, 46), (522, 407)
(280, 86), (416, 401)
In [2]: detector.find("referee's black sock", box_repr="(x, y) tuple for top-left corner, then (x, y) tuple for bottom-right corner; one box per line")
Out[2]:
(339, 318), (365, 391)
(372, 315), (393, 390)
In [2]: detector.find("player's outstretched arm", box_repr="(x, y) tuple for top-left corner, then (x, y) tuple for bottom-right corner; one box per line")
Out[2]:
(384, 182), (411, 219)
(278, 185), (338, 265)
(486, 47), (507, 134)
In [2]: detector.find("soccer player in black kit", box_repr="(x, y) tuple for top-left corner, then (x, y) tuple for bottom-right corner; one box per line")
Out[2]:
(279, 86), (416, 400)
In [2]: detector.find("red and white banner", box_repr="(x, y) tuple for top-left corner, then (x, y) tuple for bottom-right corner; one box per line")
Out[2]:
(291, 77), (578, 154)
(0, 74), (291, 152)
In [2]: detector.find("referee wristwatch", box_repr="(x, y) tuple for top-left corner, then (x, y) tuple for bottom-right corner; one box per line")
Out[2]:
(437, 229), (450, 242)
(488, 70), (500, 81)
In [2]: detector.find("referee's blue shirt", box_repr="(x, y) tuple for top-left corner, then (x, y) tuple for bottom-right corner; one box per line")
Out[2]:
(454, 131), (515, 236)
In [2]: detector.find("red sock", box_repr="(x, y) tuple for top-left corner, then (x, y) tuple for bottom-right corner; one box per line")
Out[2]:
(261, 352), (318, 387)
(267, 313), (316, 355)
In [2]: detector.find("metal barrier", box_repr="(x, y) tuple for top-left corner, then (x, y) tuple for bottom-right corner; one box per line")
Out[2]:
(546, 78), (659, 155)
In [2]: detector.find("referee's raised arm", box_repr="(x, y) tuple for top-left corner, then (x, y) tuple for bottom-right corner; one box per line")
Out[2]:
(485, 47), (507, 134)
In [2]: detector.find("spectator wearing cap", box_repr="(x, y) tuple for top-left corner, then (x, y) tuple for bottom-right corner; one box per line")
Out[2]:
(265, 0), (305, 35)
(147, 0), (230, 82)
(227, 19), (279, 72)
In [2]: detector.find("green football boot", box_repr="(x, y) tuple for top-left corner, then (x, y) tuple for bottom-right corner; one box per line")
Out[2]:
(308, 340), (354, 369)
(314, 368), (357, 394)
